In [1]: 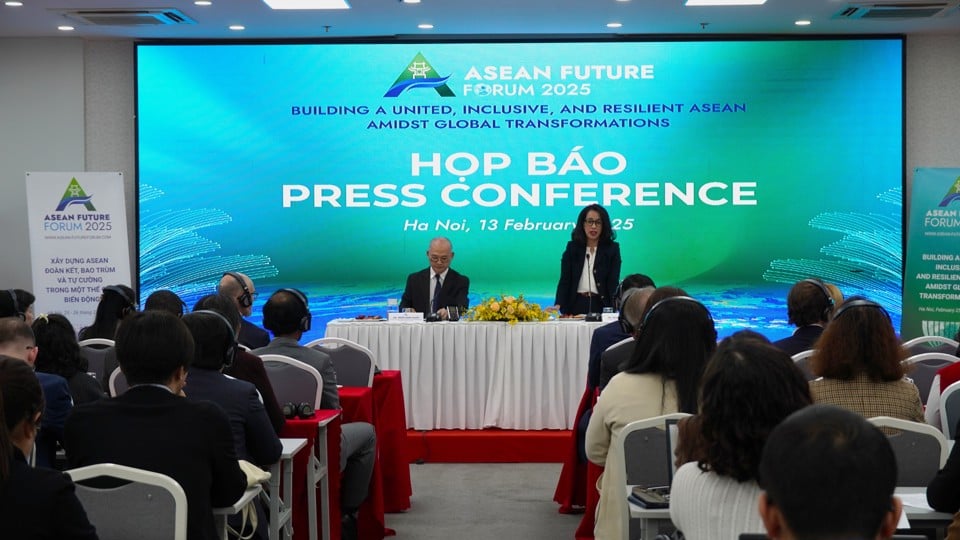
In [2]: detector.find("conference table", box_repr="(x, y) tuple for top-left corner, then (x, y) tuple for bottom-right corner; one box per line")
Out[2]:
(325, 319), (606, 430)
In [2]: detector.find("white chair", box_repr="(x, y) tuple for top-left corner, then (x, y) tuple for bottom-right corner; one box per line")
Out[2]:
(108, 366), (128, 397)
(940, 380), (960, 439)
(260, 354), (324, 409)
(867, 417), (949, 487)
(903, 352), (959, 406)
(78, 338), (117, 388)
(67, 463), (188, 540)
(791, 349), (816, 381)
(305, 337), (375, 387)
(903, 336), (960, 351)
(614, 412), (691, 540)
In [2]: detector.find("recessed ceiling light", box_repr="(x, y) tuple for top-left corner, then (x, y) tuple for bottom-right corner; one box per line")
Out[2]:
(685, 0), (766, 5)
(229, 24), (246, 31)
(795, 19), (811, 26)
(401, 0), (421, 3)
(58, 25), (75, 31)
(262, 0), (350, 9)
(418, 23), (434, 29)
(4, 1), (24, 6)
(607, 22), (623, 28)
(194, 0), (213, 5)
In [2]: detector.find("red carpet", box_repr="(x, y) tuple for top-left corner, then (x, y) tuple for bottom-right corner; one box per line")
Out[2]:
(405, 429), (570, 463)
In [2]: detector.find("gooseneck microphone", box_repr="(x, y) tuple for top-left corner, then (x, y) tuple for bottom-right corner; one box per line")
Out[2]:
(586, 252), (594, 316)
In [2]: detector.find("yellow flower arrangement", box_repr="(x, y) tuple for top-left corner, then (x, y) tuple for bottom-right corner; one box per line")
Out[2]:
(468, 294), (551, 324)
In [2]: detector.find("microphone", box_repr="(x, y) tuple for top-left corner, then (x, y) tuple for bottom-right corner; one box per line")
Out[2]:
(586, 251), (601, 322)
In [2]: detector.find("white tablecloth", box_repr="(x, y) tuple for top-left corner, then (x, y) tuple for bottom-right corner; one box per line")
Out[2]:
(325, 320), (605, 430)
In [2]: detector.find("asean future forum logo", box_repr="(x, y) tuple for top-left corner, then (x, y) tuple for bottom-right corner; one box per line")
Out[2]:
(939, 176), (960, 207)
(55, 178), (96, 212)
(384, 52), (455, 98)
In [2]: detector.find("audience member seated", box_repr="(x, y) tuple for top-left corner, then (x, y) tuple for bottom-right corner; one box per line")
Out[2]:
(0, 288), (36, 324)
(0, 356), (98, 540)
(927, 415), (960, 513)
(587, 273), (656, 391)
(0, 317), (72, 469)
(808, 297), (923, 422)
(254, 288), (376, 538)
(64, 311), (247, 540)
(77, 285), (137, 341)
(598, 285), (678, 391)
(194, 293), (285, 435)
(32, 314), (104, 404)
(670, 335), (812, 540)
(218, 271), (270, 349)
(758, 404), (902, 540)
(143, 289), (186, 317)
(399, 236), (470, 320)
(772, 278), (834, 356)
(584, 294), (716, 540)
(922, 332), (960, 430)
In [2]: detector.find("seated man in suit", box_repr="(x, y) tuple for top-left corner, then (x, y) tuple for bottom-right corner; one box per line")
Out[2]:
(0, 316), (72, 469)
(757, 404), (902, 540)
(399, 237), (469, 320)
(586, 273), (655, 392)
(218, 271), (270, 349)
(772, 279), (834, 357)
(64, 311), (248, 540)
(254, 288), (376, 539)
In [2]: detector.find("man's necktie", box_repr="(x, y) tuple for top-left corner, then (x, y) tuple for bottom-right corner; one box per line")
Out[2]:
(432, 274), (441, 313)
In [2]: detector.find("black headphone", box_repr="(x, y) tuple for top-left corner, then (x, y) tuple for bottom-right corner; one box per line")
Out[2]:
(185, 309), (238, 368)
(283, 401), (314, 420)
(103, 285), (136, 317)
(617, 287), (644, 335)
(831, 298), (889, 322)
(4, 290), (24, 320)
(637, 296), (713, 336)
(222, 272), (254, 309)
(800, 278), (834, 320)
(279, 288), (312, 332)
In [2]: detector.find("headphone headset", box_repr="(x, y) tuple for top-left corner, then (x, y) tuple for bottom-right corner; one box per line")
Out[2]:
(617, 287), (645, 335)
(800, 278), (834, 320)
(103, 285), (136, 317)
(222, 272), (254, 309)
(637, 296), (713, 337)
(279, 288), (312, 332)
(185, 309), (238, 368)
(831, 298), (889, 322)
(283, 401), (315, 420)
(4, 290), (24, 320)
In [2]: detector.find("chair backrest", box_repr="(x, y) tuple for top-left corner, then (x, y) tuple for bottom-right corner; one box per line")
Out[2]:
(66, 463), (188, 540)
(791, 349), (816, 381)
(940, 380), (960, 439)
(867, 416), (948, 487)
(615, 413), (691, 538)
(108, 366), (129, 397)
(260, 354), (324, 409)
(903, 352), (959, 406)
(305, 337), (375, 387)
(903, 336), (960, 351)
(79, 338), (118, 388)
(599, 337), (634, 389)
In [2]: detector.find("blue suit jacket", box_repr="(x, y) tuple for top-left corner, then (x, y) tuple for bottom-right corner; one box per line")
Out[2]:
(36, 371), (73, 469)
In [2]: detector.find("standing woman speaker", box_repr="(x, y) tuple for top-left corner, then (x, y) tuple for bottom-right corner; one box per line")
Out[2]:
(554, 204), (622, 315)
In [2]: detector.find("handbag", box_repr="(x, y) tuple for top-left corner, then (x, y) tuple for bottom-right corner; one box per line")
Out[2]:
(228, 460), (272, 540)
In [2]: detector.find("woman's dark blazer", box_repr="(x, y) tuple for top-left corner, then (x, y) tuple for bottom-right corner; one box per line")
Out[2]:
(554, 241), (622, 315)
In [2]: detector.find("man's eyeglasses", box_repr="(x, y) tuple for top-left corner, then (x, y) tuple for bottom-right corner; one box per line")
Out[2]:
(585, 219), (603, 227)
(429, 255), (450, 263)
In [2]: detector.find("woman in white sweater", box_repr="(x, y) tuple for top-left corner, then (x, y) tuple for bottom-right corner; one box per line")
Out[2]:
(670, 335), (812, 540)
(586, 290), (716, 540)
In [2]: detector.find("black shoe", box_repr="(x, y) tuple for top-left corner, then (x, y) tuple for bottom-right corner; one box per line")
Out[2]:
(340, 512), (358, 540)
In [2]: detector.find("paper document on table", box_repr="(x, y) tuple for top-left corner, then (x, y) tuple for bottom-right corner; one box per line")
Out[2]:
(895, 492), (936, 530)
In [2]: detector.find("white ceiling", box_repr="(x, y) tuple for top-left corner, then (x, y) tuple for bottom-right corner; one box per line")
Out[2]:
(0, 0), (958, 40)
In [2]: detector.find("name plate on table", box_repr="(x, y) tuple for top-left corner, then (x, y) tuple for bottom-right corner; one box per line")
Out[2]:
(388, 312), (424, 322)
(601, 312), (619, 323)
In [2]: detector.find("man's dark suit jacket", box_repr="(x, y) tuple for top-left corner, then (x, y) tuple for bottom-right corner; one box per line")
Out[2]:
(64, 385), (248, 540)
(399, 268), (470, 314)
(772, 325), (824, 357)
(239, 318), (270, 349)
(224, 349), (286, 434)
(36, 371), (72, 469)
(185, 368), (282, 467)
(555, 241), (622, 315)
(587, 321), (631, 392)
(0, 448), (98, 540)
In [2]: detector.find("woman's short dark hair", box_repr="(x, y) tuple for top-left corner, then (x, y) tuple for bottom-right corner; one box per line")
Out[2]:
(622, 294), (717, 413)
(115, 311), (194, 386)
(695, 338), (812, 482)
(144, 289), (186, 317)
(0, 356), (44, 481)
(570, 204), (616, 245)
(13, 289), (35, 312)
(32, 313), (86, 379)
(811, 297), (905, 381)
(182, 298), (238, 371)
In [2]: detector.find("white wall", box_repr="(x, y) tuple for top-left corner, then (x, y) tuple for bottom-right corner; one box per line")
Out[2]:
(1, 34), (958, 295)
